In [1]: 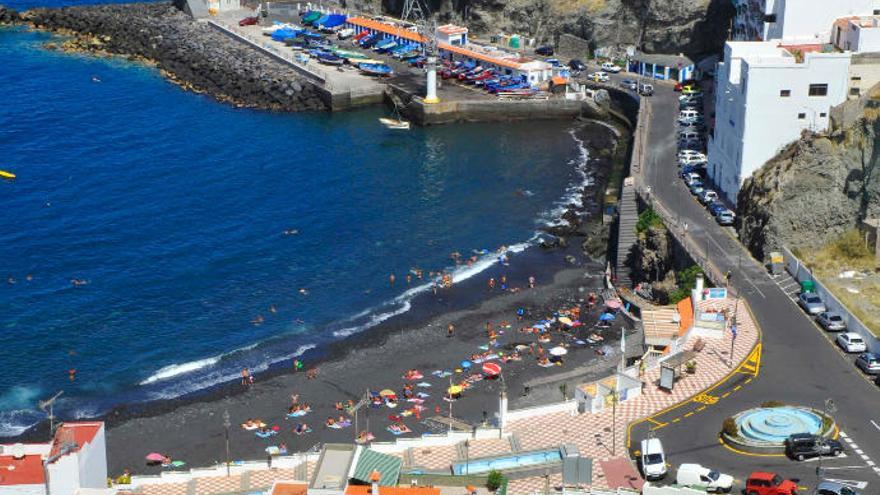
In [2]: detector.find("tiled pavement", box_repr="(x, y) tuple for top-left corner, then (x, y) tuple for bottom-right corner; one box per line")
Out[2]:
(126, 298), (757, 495)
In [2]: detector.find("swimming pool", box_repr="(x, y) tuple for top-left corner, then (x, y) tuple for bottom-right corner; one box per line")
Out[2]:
(451, 449), (562, 475)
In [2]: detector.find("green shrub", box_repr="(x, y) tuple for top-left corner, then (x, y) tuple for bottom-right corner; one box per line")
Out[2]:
(831, 229), (872, 261)
(636, 208), (664, 233)
(487, 470), (504, 492)
(761, 400), (786, 408)
(722, 417), (738, 437)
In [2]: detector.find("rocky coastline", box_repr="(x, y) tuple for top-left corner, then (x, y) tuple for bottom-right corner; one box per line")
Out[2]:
(9, 2), (326, 112)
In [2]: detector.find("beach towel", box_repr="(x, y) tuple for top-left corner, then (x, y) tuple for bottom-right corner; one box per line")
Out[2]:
(286, 410), (309, 418)
(471, 354), (498, 364)
(432, 370), (452, 378)
(538, 362), (556, 368)
(328, 421), (351, 429)
(255, 430), (277, 438)
(404, 372), (424, 380)
(416, 382), (431, 388)
(416, 392), (430, 398)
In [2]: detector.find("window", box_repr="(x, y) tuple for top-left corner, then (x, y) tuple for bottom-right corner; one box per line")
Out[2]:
(852, 76), (862, 81)
(808, 83), (828, 96)
(780, 89), (791, 97)
(874, 9), (880, 15)
(798, 113), (806, 119)
(851, 87), (861, 96)
(820, 112), (827, 117)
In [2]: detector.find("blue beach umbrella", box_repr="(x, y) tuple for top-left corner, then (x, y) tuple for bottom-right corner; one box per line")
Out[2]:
(460, 360), (472, 369)
(599, 313), (616, 322)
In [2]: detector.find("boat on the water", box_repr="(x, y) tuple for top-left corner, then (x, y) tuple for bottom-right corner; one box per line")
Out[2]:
(0, 170), (16, 180)
(359, 62), (393, 77)
(379, 118), (410, 130)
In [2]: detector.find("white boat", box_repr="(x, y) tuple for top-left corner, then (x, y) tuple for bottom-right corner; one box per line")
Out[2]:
(379, 117), (410, 130)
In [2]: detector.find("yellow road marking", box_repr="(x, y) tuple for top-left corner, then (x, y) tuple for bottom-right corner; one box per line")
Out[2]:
(646, 417), (667, 427)
(683, 412), (694, 418)
(672, 418), (681, 423)
(718, 437), (785, 457)
(721, 392), (731, 398)
(733, 385), (742, 391)
(696, 405), (706, 412)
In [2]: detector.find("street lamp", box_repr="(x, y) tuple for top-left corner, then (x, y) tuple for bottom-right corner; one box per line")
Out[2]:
(223, 409), (231, 477)
(818, 399), (837, 480)
(609, 389), (619, 456)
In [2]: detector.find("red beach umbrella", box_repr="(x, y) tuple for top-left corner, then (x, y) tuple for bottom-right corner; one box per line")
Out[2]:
(482, 362), (501, 376)
(271, 425), (280, 431)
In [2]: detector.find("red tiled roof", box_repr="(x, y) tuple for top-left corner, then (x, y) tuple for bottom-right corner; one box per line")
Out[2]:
(50, 422), (102, 459)
(437, 24), (468, 35)
(345, 486), (440, 495)
(0, 454), (46, 486)
(347, 17), (425, 43)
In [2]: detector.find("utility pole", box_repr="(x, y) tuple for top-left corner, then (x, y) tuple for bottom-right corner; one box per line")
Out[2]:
(223, 410), (231, 477)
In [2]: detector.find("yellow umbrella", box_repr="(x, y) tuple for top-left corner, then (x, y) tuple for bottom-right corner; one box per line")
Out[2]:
(447, 385), (463, 395)
(379, 389), (396, 397)
(558, 316), (573, 326)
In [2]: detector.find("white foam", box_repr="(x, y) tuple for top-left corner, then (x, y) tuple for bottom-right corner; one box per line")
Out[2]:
(139, 356), (222, 385)
(0, 410), (40, 437)
(333, 300), (412, 338)
(541, 128), (595, 227)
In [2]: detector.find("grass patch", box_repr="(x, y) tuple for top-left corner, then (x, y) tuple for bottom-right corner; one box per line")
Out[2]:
(799, 229), (880, 337)
(636, 207), (664, 234)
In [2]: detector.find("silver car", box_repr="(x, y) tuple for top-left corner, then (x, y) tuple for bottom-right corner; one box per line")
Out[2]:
(816, 311), (846, 332)
(798, 292), (826, 315)
(815, 481), (861, 495)
(855, 352), (880, 374)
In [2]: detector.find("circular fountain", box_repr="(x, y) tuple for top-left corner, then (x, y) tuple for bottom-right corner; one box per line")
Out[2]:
(722, 406), (835, 454)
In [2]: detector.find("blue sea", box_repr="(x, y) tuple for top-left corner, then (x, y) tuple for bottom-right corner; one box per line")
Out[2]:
(0, 12), (592, 436)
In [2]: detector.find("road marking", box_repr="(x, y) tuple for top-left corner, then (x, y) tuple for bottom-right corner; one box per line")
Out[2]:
(841, 431), (849, 438)
(733, 385), (742, 391)
(721, 391), (731, 398)
(683, 412), (694, 418)
(871, 420), (880, 432)
(823, 479), (869, 490)
(718, 437), (785, 457)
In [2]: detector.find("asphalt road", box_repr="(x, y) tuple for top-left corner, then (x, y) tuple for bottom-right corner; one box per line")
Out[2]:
(623, 77), (880, 493)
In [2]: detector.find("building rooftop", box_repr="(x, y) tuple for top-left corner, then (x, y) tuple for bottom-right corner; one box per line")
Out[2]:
(49, 422), (102, 460)
(436, 24), (468, 35)
(270, 482), (308, 495)
(632, 52), (693, 68)
(0, 454), (46, 486)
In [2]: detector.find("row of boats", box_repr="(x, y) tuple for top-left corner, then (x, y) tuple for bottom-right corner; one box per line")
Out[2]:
(440, 61), (540, 97)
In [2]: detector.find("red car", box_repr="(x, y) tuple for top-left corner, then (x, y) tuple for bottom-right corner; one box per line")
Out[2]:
(238, 16), (258, 26)
(745, 472), (798, 495)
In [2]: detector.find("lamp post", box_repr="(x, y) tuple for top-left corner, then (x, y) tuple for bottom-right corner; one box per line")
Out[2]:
(610, 389), (619, 456)
(818, 399), (837, 480)
(223, 409), (231, 477)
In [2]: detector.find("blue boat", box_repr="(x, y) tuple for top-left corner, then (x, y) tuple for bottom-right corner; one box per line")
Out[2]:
(316, 52), (345, 66)
(358, 62), (393, 77)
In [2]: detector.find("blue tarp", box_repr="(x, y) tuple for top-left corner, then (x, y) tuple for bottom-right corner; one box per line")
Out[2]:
(318, 14), (347, 28)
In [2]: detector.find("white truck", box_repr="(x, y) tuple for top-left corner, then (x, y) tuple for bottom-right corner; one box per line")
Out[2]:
(675, 463), (733, 492)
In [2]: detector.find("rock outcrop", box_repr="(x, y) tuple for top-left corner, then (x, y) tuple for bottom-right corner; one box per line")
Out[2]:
(737, 115), (880, 261)
(0, 4), (19, 23)
(20, 2), (326, 112)
(347, 0), (734, 58)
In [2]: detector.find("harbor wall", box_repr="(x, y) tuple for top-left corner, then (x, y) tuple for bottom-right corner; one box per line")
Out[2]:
(403, 97), (586, 125)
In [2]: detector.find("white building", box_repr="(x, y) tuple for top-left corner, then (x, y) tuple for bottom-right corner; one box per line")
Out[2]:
(732, 0), (880, 43)
(833, 16), (880, 52)
(0, 422), (108, 495)
(708, 41), (851, 203)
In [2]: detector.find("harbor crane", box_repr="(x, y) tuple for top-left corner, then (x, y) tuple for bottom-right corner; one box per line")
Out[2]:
(401, 0), (439, 103)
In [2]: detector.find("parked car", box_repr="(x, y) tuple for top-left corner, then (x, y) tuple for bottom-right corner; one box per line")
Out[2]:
(639, 83), (655, 96)
(239, 16), (258, 26)
(535, 45), (554, 56)
(601, 61), (622, 73)
(587, 71), (609, 82)
(744, 472), (798, 495)
(689, 181), (706, 196)
(679, 139), (705, 151)
(797, 292), (826, 315)
(680, 154), (707, 166)
(640, 438), (667, 480)
(568, 59), (587, 72)
(683, 172), (702, 184)
(678, 149), (706, 160)
(817, 311), (846, 332)
(784, 433), (844, 461)
(619, 79), (638, 90)
(716, 210), (735, 226)
(814, 481), (861, 495)
(855, 352), (880, 374)
(676, 463), (733, 493)
(837, 332), (867, 353)
(699, 190), (718, 205)
(709, 202), (727, 217)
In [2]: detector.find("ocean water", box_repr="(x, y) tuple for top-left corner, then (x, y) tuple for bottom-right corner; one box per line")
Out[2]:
(0, 25), (594, 435)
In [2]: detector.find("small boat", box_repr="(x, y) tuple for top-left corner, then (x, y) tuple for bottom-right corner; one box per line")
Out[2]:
(379, 118), (410, 130)
(0, 170), (15, 180)
(359, 62), (393, 77)
(317, 53), (344, 66)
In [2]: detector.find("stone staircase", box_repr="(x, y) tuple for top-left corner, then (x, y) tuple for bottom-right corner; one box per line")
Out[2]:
(615, 180), (638, 289)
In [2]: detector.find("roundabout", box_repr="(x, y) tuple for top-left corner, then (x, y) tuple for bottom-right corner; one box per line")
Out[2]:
(721, 405), (837, 454)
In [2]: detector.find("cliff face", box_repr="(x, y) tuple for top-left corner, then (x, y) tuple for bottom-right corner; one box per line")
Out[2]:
(737, 116), (880, 260)
(346, 0), (733, 57)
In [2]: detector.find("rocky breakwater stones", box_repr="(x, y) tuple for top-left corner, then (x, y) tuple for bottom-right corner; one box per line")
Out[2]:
(23, 2), (326, 112)
(0, 5), (20, 24)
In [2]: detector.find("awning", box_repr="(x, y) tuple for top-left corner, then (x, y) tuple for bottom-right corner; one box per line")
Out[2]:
(351, 449), (402, 486)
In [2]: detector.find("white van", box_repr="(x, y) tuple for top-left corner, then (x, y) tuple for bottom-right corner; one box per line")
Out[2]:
(675, 463), (733, 492)
(679, 130), (702, 141)
(640, 438), (667, 480)
(680, 109), (700, 120)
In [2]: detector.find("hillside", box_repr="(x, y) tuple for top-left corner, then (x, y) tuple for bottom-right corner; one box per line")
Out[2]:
(737, 113), (880, 260)
(345, 0), (734, 57)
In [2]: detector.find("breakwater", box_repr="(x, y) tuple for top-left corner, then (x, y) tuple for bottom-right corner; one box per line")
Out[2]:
(20, 2), (326, 112)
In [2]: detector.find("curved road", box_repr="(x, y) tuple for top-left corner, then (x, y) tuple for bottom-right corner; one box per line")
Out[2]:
(626, 79), (880, 492)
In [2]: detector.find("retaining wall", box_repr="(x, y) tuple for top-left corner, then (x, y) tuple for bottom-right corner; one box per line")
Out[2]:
(406, 98), (585, 125)
(782, 246), (879, 352)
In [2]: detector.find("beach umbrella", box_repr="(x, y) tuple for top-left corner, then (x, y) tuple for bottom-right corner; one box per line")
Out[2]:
(145, 453), (165, 462)
(170, 461), (186, 468)
(447, 385), (463, 395)
(549, 346), (568, 357)
(265, 446), (280, 455)
(271, 425), (280, 432)
(460, 360), (472, 369)
(605, 298), (622, 309)
(599, 312), (616, 322)
(379, 389), (396, 397)
(482, 362), (501, 376)
(558, 316), (573, 326)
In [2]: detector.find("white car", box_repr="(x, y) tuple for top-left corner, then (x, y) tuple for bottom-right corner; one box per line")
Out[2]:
(837, 332), (867, 353)
(640, 438), (667, 480)
(587, 71), (609, 82)
(676, 463), (734, 493)
(601, 62), (622, 73)
(680, 155), (707, 166)
(678, 150), (706, 160)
